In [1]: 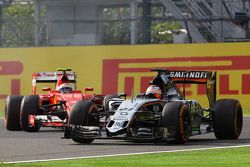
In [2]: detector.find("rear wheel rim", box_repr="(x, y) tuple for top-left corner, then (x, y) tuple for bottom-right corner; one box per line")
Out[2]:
(180, 106), (190, 142)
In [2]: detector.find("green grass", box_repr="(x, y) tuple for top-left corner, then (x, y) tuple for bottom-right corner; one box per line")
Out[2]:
(1, 146), (250, 167)
(244, 109), (250, 116)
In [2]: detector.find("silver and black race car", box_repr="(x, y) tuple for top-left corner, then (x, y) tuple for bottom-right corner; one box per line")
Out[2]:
(64, 69), (243, 144)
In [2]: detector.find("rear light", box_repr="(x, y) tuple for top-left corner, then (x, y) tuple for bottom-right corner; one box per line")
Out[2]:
(28, 115), (35, 127)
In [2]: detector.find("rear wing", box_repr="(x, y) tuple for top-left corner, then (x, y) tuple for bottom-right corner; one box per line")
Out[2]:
(32, 72), (76, 83)
(32, 71), (77, 94)
(169, 71), (212, 84)
(151, 69), (213, 84)
(151, 69), (216, 108)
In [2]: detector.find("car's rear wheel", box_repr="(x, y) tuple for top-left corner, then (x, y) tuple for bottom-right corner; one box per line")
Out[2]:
(20, 95), (41, 132)
(69, 100), (99, 144)
(5, 95), (23, 131)
(161, 101), (191, 144)
(213, 99), (243, 139)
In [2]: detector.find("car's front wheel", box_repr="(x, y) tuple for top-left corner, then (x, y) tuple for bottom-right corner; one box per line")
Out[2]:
(69, 100), (99, 144)
(20, 95), (41, 132)
(161, 101), (191, 144)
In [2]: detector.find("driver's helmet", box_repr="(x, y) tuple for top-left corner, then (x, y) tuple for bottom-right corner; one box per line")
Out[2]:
(56, 83), (75, 93)
(145, 85), (161, 99)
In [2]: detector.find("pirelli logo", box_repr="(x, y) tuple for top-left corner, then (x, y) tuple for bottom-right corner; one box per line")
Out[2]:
(0, 61), (23, 99)
(102, 56), (250, 96)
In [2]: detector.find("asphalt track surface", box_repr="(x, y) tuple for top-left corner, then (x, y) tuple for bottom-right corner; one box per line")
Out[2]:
(0, 117), (250, 163)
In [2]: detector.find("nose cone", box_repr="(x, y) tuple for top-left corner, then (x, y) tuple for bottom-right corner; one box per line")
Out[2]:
(106, 120), (129, 135)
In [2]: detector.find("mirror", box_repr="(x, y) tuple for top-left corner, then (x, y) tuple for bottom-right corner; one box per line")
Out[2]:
(42, 87), (51, 91)
(85, 87), (94, 93)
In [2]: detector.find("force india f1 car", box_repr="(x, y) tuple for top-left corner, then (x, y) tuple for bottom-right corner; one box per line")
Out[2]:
(5, 68), (106, 132)
(64, 69), (243, 144)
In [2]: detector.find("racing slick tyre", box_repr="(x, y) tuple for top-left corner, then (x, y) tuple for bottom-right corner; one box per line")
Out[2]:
(213, 99), (243, 139)
(161, 101), (191, 144)
(103, 94), (120, 111)
(20, 95), (41, 132)
(69, 100), (99, 144)
(5, 95), (23, 131)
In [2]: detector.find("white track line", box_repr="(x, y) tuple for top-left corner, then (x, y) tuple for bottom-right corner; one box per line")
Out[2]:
(3, 144), (250, 164)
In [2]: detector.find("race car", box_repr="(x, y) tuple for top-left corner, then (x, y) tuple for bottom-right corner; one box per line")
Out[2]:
(5, 68), (105, 132)
(64, 69), (243, 144)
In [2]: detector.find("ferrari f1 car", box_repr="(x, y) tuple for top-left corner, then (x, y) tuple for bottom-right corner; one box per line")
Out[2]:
(64, 69), (243, 144)
(5, 68), (105, 132)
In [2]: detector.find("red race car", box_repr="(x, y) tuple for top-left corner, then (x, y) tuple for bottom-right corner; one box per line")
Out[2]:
(5, 68), (104, 132)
